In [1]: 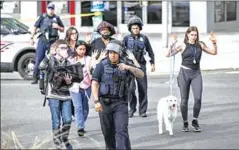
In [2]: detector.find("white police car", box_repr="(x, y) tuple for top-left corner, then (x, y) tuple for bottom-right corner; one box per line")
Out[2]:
(1, 14), (36, 80)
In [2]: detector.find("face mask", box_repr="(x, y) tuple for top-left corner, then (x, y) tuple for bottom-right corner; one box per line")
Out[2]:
(59, 50), (68, 59)
(101, 34), (110, 39)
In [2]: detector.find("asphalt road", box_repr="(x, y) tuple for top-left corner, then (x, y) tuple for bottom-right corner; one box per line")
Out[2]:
(1, 71), (239, 149)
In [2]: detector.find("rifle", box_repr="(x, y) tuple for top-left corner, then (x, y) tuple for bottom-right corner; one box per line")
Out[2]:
(55, 62), (83, 77)
(39, 70), (49, 107)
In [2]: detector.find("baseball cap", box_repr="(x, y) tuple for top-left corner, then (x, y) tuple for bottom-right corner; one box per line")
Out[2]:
(47, 3), (55, 9)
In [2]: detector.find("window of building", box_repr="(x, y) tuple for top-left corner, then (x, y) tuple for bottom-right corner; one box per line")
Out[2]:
(81, 1), (117, 27)
(47, 1), (69, 14)
(1, 1), (21, 14)
(214, 1), (237, 22)
(172, 1), (190, 27)
(147, 1), (162, 24)
(122, 1), (142, 24)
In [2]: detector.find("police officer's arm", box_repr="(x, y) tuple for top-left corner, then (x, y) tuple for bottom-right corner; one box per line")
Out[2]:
(91, 63), (103, 103)
(145, 36), (155, 65)
(118, 63), (144, 78)
(31, 15), (44, 39)
(55, 16), (65, 32)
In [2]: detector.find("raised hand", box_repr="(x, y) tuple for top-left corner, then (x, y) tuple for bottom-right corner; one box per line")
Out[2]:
(85, 32), (92, 44)
(98, 50), (107, 61)
(126, 50), (136, 61)
(170, 33), (178, 46)
(209, 31), (217, 44)
(92, 49), (99, 59)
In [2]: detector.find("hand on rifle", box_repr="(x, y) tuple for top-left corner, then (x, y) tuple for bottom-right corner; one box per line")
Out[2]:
(64, 73), (72, 85)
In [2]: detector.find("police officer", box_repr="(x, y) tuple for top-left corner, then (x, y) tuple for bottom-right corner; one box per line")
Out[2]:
(92, 40), (144, 150)
(122, 16), (155, 118)
(86, 21), (116, 57)
(30, 2), (64, 84)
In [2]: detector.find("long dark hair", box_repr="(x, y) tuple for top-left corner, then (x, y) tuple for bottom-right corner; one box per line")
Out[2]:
(72, 40), (90, 57)
(184, 26), (200, 45)
(64, 27), (79, 46)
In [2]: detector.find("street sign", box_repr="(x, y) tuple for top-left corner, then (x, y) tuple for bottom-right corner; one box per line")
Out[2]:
(90, 1), (104, 12)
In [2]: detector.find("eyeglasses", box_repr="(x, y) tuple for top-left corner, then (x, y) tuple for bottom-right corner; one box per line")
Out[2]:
(71, 32), (78, 36)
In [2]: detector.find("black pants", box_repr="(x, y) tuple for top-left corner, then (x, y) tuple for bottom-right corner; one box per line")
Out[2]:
(128, 64), (148, 114)
(99, 99), (131, 150)
(177, 67), (203, 122)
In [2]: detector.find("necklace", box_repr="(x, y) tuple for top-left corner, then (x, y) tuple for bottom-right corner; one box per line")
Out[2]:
(190, 46), (197, 64)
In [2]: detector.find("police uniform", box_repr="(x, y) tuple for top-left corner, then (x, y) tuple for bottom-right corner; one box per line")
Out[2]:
(122, 16), (155, 117)
(92, 41), (132, 150)
(32, 3), (64, 83)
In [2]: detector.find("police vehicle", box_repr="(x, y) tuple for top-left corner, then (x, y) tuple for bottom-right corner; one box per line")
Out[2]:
(1, 14), (36, 80)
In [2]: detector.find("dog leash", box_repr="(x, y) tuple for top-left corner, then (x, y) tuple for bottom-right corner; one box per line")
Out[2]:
(169, 41), (177, 95)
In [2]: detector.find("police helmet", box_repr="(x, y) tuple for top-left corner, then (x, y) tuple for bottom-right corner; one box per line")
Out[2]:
(105, 40), (123, 56)
(96, 21), (116, 36)
(127, 16), (143, 32)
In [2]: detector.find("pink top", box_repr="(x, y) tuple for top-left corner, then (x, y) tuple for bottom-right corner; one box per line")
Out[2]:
(69, 56), (92, 92)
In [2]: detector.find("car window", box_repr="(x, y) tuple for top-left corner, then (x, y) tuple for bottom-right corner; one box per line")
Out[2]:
(0, 24), (11, 35)
(1, 18), (29, 34)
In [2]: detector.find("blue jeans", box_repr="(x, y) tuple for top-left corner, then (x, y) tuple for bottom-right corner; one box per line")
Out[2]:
(70, 86), (91, 129)
(48, 99), (72, 130)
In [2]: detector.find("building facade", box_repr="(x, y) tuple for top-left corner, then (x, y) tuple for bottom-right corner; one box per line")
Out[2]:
(1, 1), (239, 33)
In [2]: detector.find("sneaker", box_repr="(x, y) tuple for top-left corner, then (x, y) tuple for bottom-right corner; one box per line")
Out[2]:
(182, 122), (190, 132)
(139, 113), (147, 117)
(191, 119), (202, 132)
(77, 128), (85, 136)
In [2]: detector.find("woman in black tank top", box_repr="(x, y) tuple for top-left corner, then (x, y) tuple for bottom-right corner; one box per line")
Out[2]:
(166, 26), (217, 132)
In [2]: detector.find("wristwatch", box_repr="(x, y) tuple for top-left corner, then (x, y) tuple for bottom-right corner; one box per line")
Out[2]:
(94, 100), (99, 104)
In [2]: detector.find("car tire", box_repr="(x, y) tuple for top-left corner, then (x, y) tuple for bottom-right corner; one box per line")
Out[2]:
(17, 52), (36, 80)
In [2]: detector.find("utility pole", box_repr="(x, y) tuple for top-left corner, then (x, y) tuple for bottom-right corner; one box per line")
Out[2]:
(162, 1), (169, 48)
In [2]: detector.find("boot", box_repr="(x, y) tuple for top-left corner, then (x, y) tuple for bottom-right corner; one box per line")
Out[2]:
(31, 75), (38, 84)
(61, 124), (73, 150)
(53, 128), (63, 149)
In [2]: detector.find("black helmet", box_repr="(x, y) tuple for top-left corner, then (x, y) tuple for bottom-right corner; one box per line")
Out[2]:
(96, 21), (116, 36)
(127, 16), (143, 32)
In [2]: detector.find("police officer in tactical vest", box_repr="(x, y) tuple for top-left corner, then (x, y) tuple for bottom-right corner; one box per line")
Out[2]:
(30, 3), (64, 84)
(92, 40), (144, 150)
(122, 16), (155, 118)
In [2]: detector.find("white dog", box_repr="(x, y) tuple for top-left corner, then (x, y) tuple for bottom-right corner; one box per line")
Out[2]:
(157, 95), (179, 136)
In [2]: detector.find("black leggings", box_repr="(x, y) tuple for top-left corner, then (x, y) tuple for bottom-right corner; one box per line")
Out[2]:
(177, 67), (203, 122)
